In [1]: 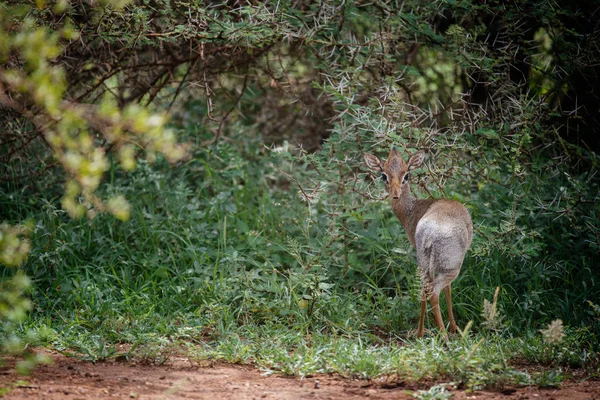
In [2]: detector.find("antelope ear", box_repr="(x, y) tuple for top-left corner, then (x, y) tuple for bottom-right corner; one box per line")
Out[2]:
(407, 151), (425, 170)
(363, 153), (383, 171)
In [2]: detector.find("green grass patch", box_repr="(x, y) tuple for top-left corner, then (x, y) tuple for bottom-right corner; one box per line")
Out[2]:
(2, 135), (599, 388)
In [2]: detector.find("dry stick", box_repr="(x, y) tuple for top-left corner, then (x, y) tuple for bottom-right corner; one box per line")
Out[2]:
(75, 68), (121, 103)
(202, 72), (250, 147)
(273, 165), (321, 203)
(122, 66), (170, 105)
(492, 286), (500, 314)
(75, 58), (199, 103)
(144, 70), (172, 106)
(167, 57), (198, 112)
(0, 162), (59, 182)
(0, 79), (56, 155)
(339, 163), (349, 269)
(0, 91), (55, 179)
(349, 173), (387, 201)
(300, 148), (326, 178)
(0, 128), (43, 163)
(198, 43), (217, 124)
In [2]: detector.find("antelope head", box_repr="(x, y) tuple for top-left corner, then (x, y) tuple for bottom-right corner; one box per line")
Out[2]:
(364, 148), (425, 200)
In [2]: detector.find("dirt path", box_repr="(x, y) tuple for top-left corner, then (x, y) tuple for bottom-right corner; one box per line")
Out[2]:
(1, 351), (599, 399)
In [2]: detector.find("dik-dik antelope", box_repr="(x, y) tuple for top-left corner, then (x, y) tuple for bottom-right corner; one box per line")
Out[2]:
(364, 148), (473, 338)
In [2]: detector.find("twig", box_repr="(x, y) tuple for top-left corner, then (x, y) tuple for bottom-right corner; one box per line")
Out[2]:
(273, 164), (321, 203)
(202, 72), (249, 147)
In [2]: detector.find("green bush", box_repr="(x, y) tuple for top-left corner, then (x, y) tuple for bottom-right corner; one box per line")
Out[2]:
(1, 0), (599, 386)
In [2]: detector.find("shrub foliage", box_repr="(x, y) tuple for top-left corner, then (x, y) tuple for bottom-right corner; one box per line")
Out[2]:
(1, 0), (599, 377)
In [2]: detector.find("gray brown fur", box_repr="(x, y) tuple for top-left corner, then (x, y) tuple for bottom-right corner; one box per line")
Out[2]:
(364, 148), (473, 339)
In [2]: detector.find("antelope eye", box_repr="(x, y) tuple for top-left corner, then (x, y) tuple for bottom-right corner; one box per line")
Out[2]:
(381, 172), (389, 184)
(402, 173), (409, 183)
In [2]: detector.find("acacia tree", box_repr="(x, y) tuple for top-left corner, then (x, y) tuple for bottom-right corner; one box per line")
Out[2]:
(3, 1), (599, 194)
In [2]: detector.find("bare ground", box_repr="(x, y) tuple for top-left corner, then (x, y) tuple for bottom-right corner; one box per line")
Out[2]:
(1, 351), (599, 399)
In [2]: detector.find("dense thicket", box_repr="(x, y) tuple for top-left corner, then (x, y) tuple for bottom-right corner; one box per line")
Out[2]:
(4, 1), (600, 155)
(1, 1), (600, 361)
